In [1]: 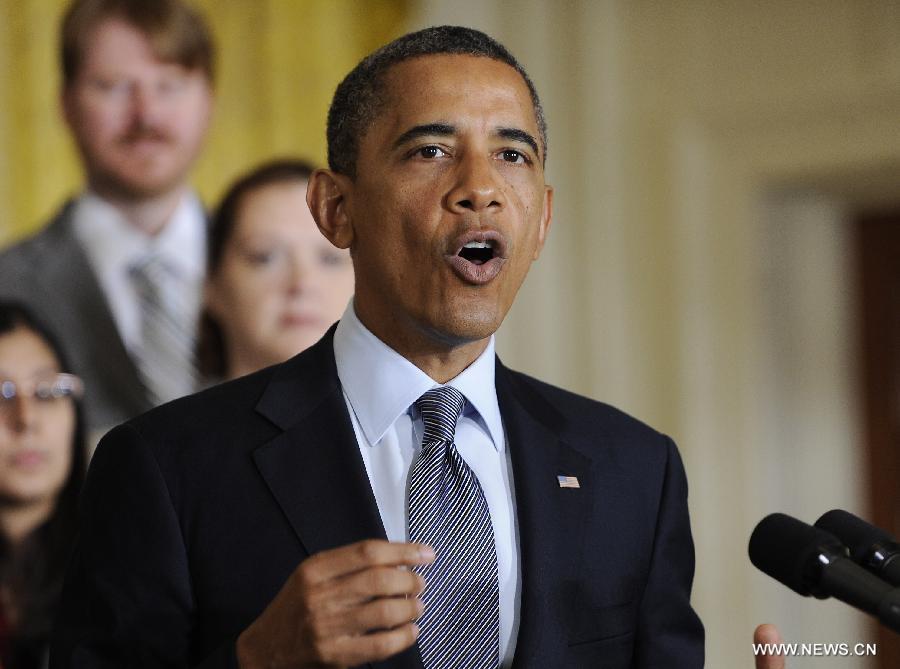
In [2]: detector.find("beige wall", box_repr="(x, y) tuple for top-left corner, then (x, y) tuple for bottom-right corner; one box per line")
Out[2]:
(412, 1), (900, 666)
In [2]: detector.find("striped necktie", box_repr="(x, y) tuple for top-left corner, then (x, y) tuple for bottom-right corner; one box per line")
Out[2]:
(128, 253), (198, 406)
(408, 386), (500, 669)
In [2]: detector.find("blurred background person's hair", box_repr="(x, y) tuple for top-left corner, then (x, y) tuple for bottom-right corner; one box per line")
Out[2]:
(199, 159), (354, 381)
(61, 0), (215, 87)
(0, 301), (86, 669)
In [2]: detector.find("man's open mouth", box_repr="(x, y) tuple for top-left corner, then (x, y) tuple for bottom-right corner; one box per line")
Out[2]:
(447, 230), (507, 285)
(458, 239), (497, 265)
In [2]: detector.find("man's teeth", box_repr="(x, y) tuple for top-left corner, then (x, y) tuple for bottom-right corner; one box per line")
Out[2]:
(463, 241), (492, 249)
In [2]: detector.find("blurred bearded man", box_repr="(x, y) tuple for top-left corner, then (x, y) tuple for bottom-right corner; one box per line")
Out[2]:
(0, 0), (215, 438)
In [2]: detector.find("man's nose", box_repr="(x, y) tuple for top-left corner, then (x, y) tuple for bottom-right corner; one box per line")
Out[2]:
(131, 83), (165, 125)
(446, 153), (505, 213)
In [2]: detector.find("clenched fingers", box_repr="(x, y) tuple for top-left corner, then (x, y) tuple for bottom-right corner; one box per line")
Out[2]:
(324, 622), (421, 667)
(299, 540), (435, 586)
(349, 594), (424, 632)
(336, 565), (425, 601)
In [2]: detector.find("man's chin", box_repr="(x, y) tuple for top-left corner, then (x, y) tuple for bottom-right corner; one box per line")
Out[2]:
(93, 169), (188, 202)
(422, 308), (505, 349)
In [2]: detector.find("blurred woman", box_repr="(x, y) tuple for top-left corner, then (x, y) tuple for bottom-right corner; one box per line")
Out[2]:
(200, 159), (354, 381)
(0, 302), (86, 668)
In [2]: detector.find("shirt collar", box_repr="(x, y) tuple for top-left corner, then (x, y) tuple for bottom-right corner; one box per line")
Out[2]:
(72, 190), (206, 281)
(333, 301), (504, 451)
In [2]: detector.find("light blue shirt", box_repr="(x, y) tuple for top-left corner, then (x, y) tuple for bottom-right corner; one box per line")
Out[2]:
(333, 301), (520, 666)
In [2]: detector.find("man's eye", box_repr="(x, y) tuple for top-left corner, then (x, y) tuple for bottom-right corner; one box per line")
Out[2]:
(92, 79), (131, 95)
(158, 77), (188, 96)
(416, 146), (447, 159)
(500, 150), (528, 164)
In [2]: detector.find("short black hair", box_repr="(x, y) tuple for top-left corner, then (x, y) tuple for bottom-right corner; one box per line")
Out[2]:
(326, 25), (547, 178)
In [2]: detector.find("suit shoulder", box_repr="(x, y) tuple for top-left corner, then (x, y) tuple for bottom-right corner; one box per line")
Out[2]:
(118, 337), (338, 461)
(0, 235), (52, 303)
(503, 367), (667, 444)
(0, 228), (47, 269)
(0, 210), (73, 282)
(0, 206), (72, 257)
(123, 366), (279, 453)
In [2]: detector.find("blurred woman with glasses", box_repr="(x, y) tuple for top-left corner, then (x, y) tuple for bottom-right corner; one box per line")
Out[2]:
(0, 301), (86, 669)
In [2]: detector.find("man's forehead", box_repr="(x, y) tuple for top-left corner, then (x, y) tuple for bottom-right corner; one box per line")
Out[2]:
(381, 53), (531, 99)
(375, 54), (539, 133)
(80, 17), (207, 77)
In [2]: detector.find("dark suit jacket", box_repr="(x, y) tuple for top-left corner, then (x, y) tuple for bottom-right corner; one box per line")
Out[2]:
(51, 330), (704, 668)
(0, 202), (150, 432)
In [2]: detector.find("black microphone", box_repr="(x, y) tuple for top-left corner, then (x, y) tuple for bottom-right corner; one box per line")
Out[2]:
(815, 509), (900, 587)
(748, 512), (900, 633)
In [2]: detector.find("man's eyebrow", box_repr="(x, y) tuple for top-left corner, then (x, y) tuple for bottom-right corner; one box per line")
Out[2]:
(392, 123), (456, 150)
(497, 127), (540, 157)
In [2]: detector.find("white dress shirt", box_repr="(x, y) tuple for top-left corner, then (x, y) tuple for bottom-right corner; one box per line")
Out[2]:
(71, 190), (206, 356)
(333, 302), (521, 666)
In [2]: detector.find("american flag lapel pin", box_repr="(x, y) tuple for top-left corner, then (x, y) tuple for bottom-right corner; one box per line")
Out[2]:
(557, 475), (580, 489)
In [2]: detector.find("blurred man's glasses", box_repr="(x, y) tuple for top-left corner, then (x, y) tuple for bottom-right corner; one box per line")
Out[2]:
(0, 373), (84, 411)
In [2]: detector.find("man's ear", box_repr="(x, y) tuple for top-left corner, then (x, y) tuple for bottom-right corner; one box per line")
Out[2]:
(307, 169), (354, 250)
(532, 185), (554, 260)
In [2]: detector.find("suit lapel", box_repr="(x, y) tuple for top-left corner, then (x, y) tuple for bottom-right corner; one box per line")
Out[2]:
(497, 363), (593, 669)
(40, 208), (149, 417)
(252, 332), (423, 669)
(253, 331), (387, 555)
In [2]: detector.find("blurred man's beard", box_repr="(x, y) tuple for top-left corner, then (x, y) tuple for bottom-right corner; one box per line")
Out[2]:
(117, 124), (173, 148)
(88, 162), (188, 202)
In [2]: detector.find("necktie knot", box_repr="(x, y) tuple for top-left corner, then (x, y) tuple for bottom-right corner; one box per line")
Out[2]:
(129, 253), (176, 291)
(415, 386), (465, 445)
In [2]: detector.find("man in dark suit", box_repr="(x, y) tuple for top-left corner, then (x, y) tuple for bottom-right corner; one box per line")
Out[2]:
(51, 27), (705, 668)
(0, 0), (215, 437)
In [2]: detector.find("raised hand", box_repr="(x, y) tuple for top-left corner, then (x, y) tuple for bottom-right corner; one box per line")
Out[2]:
(236, 540), (435, 669)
